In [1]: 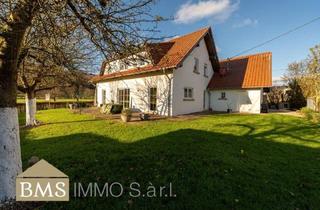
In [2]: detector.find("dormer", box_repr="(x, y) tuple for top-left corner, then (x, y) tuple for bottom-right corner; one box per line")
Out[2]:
(103, 52), (151, 75)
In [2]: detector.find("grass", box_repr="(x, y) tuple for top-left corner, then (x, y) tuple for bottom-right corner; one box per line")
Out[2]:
(20, 109), (320, 210)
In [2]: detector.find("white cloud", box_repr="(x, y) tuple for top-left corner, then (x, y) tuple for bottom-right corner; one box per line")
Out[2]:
(174, 0), (240, 24)
(233, 18), (258, 28)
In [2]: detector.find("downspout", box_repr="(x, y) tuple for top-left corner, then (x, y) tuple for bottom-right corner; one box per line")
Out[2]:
(208, 89), (211, 110)
(163, 68), (173, 116)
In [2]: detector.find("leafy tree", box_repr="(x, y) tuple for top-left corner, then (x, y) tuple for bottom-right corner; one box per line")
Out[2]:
(286, 45), (320, 111)
(287, 79), (306, 109)
(284, 59), (310, 110)
(303, 45), (320, 111)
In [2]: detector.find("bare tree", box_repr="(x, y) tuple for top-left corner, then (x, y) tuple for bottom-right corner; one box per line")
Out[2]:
(17, 17), (96, 126)
(0, 0), (162, 201)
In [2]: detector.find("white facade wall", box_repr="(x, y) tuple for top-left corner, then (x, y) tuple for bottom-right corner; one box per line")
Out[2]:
(210, 89), (262, 114)
(171, 39), (214, 115)
(96, 74), (173, 116)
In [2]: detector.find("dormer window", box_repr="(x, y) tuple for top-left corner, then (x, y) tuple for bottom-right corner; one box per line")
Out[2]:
(109, 63), (118, 72)
(138, 59), (145, 66)
(119, 62), (126, 70)
(193, 57), (199, 74)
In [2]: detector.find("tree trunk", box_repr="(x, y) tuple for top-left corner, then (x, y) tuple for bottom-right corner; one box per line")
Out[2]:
(0, 108), (22, 201)
(25, 91), (37, 126)
(0, 1), (39, 202)
(94, 86), (97, 106)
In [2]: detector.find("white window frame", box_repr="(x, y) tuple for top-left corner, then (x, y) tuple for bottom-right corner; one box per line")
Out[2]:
(119, 61), (127, 70)
(219, 92), (226, 100)
(101, 89), (106, 104)
(149, 87), (157, 111)
(118, 88), (130, 108)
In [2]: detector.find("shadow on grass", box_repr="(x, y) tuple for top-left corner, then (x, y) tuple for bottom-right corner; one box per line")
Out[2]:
(20, 127), (320, 210)
(219, 122), (320, 145)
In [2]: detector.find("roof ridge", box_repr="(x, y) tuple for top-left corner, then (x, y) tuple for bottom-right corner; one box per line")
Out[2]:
(163, 27), (210, 43)
(220, 52), (272, 62)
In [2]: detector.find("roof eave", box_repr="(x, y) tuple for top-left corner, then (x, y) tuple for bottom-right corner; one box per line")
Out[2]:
(92, 66), (176, 83)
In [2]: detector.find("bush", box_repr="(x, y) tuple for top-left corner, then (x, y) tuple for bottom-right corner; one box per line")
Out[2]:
(110, 104), (123, 114)
(300, 107), (314, 120)
(300, 107), (320, 123)
(312, 112), (320, 123)
(121, 108), (132, 116)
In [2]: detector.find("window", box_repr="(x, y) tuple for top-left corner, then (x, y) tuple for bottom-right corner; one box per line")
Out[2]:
(102, 90), (106, 104)
(118, 89), (130, 108)
(149, 87), (157, 111)
(184, 88), (193, 99)
(119, 62), (127, 70)
(204, 63), (208, 77)
(138, 59), (145, 66)
(110, 63), (118, 71)
(220, 92), (226, 100)
(193, 58), (199, 73)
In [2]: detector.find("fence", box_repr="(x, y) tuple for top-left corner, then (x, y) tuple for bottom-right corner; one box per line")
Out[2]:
(17, 101), (94, 113)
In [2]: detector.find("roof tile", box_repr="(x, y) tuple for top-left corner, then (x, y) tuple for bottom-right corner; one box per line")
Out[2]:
(208, 52), (272, 89)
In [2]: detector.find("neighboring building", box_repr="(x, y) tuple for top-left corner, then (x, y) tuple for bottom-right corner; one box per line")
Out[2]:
(92, 27), (272, 116)
(208, 53), (272, 113)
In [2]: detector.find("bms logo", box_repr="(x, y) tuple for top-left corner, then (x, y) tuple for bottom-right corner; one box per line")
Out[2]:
(16, 159), (69, 201)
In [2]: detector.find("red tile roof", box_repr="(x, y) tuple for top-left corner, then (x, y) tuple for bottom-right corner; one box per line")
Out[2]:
(92, 27), (217, 82)
(207, 52), (272, 89)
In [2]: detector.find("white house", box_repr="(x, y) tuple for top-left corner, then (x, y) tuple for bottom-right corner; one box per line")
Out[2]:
(92, 27), (272, 116)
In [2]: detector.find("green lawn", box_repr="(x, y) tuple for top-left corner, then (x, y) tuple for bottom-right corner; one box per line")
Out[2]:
(20, 109), (320, 210)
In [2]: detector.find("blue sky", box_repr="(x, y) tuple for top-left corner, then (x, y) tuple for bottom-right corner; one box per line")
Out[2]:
(154, 0), (320, 80)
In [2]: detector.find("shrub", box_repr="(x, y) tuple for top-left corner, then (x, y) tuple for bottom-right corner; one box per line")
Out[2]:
(312, 112), (320, 123)
(300, 107), (314, 120)
(110, 104), (123, 114)
(121, 108), (132, 116)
